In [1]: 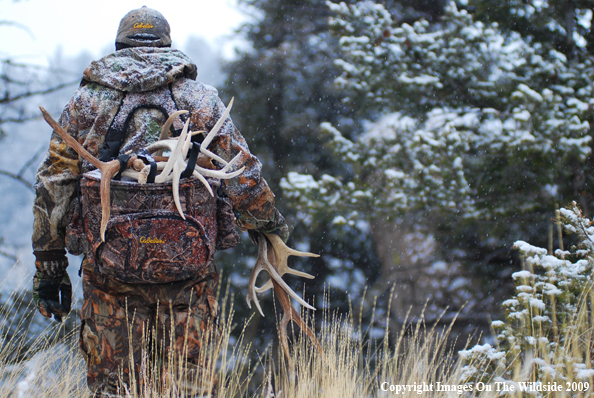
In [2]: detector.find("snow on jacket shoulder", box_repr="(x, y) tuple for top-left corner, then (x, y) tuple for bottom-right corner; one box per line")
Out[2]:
(33, 47), (285, 254)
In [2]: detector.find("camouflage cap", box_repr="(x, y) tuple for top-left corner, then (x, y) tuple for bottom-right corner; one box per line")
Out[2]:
(116, 6), (171, 49)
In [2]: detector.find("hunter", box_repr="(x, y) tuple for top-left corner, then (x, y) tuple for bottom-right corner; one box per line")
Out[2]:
(32, 7), (287, 397)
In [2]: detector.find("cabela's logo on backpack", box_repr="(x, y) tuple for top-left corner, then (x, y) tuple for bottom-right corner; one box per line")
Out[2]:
(139, 236), (165, 244)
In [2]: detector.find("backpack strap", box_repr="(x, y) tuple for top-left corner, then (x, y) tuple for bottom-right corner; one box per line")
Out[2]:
(181, 142), (200, 179)
(99, 104), (180, 162)
(136, 149), (158, 184)
(113, 154), (132, 180)
(98, 93), (126, 162)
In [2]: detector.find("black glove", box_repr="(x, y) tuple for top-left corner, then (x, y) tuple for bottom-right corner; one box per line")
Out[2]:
(248, 230), (262, 246)
(32, 251), (72, 322)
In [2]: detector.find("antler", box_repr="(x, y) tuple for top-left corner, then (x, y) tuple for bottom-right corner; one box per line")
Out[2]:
(41, 98), (245, 234)
(154, 109), (189, 157)
(199, 97), (234, 165)
(247, 233), (323, 367)
(142, 99), (245, 219)
(40, 106), (121, 242)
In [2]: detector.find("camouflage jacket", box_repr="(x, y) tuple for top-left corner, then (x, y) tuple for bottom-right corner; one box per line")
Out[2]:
(33, 47), (287, 254)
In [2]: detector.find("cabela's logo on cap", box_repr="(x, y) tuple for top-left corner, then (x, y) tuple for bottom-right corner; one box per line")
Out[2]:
(134, 22), (154, 29)
(140, 236), (164, 244)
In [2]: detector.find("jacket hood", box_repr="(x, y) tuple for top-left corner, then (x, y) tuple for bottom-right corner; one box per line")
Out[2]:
(82, 47), (197, 92)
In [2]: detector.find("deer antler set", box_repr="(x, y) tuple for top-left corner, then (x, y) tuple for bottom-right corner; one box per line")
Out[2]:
(40, 100), (243, 241)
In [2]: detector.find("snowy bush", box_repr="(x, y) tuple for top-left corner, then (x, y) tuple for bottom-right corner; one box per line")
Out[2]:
(460, 202), (594, 387)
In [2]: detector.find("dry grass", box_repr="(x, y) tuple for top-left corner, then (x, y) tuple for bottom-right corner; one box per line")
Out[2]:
(0, 280), (593, 397)
(0, 280), (480, 398)
(268, 307), (469, 398)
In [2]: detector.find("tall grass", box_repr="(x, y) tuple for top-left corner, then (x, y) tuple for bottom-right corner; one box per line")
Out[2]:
(270, 311), (468, 398)
(0, 289), (590, 397)
(0, 281), (478, 397)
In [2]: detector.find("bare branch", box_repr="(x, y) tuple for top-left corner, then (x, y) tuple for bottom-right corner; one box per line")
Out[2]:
(0, 20), (34, 39)
(0, 80), (78, 104)
(0, 115), (40, 124)
(0, 169), (34, 190)
(1, 59), (76, 75)
(18, 147), (44, 176)
(0, 248), (18, 262)
(0, 147), (46, 194)
(0, 237), (18, 262)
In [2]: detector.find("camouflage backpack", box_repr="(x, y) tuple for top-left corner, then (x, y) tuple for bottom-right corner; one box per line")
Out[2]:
(66, 104), (239, 284)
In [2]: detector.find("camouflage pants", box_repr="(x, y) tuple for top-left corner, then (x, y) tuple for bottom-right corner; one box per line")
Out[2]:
(80, 261), (220, 398)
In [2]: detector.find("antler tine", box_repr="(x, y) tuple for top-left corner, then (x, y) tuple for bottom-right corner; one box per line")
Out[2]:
(193, 165), (245, 180)
(199, 98), (234, 166)
(159, 125), (203, 219)
(98, 163), (122, 241)
(171, 158), (187, 218)
(202, 97), (233, 149)
(220, 152), (243, 173)
(169, 128), (195, 219)
(155, 119), (189, 183)
(255, 233), (317, 294)
(158, 110), (189, 141)
(246, 236), (272, 317)
(274, 273), (324, 366)
(201, 148), (228, 166)
(155, 110), (189, 157)
(191, 170), (215, 197)
(148, 124), (218, 209)
(246, 233), (319, 310)
(182, 130), (193, 157)
(40, 106), (120, 242)
(146, 140), (177, 154)
(247, 235), (300, 316)
(40, 106), (102, 169)
(246, 235), (315, 316)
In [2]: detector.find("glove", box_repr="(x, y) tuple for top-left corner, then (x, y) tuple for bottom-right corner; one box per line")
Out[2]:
(248, 209), (290, 246)
(248, 226), (289, 246)
(33, 271), (72, 322)
(248, 230), (262, 246)
(32, 251), (72, 322)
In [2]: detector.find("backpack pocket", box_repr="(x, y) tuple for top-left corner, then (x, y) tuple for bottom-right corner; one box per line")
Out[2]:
(95, 210), (211, 284)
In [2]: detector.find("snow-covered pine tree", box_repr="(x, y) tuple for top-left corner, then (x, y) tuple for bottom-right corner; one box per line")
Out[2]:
(281, 1), (593, 325)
